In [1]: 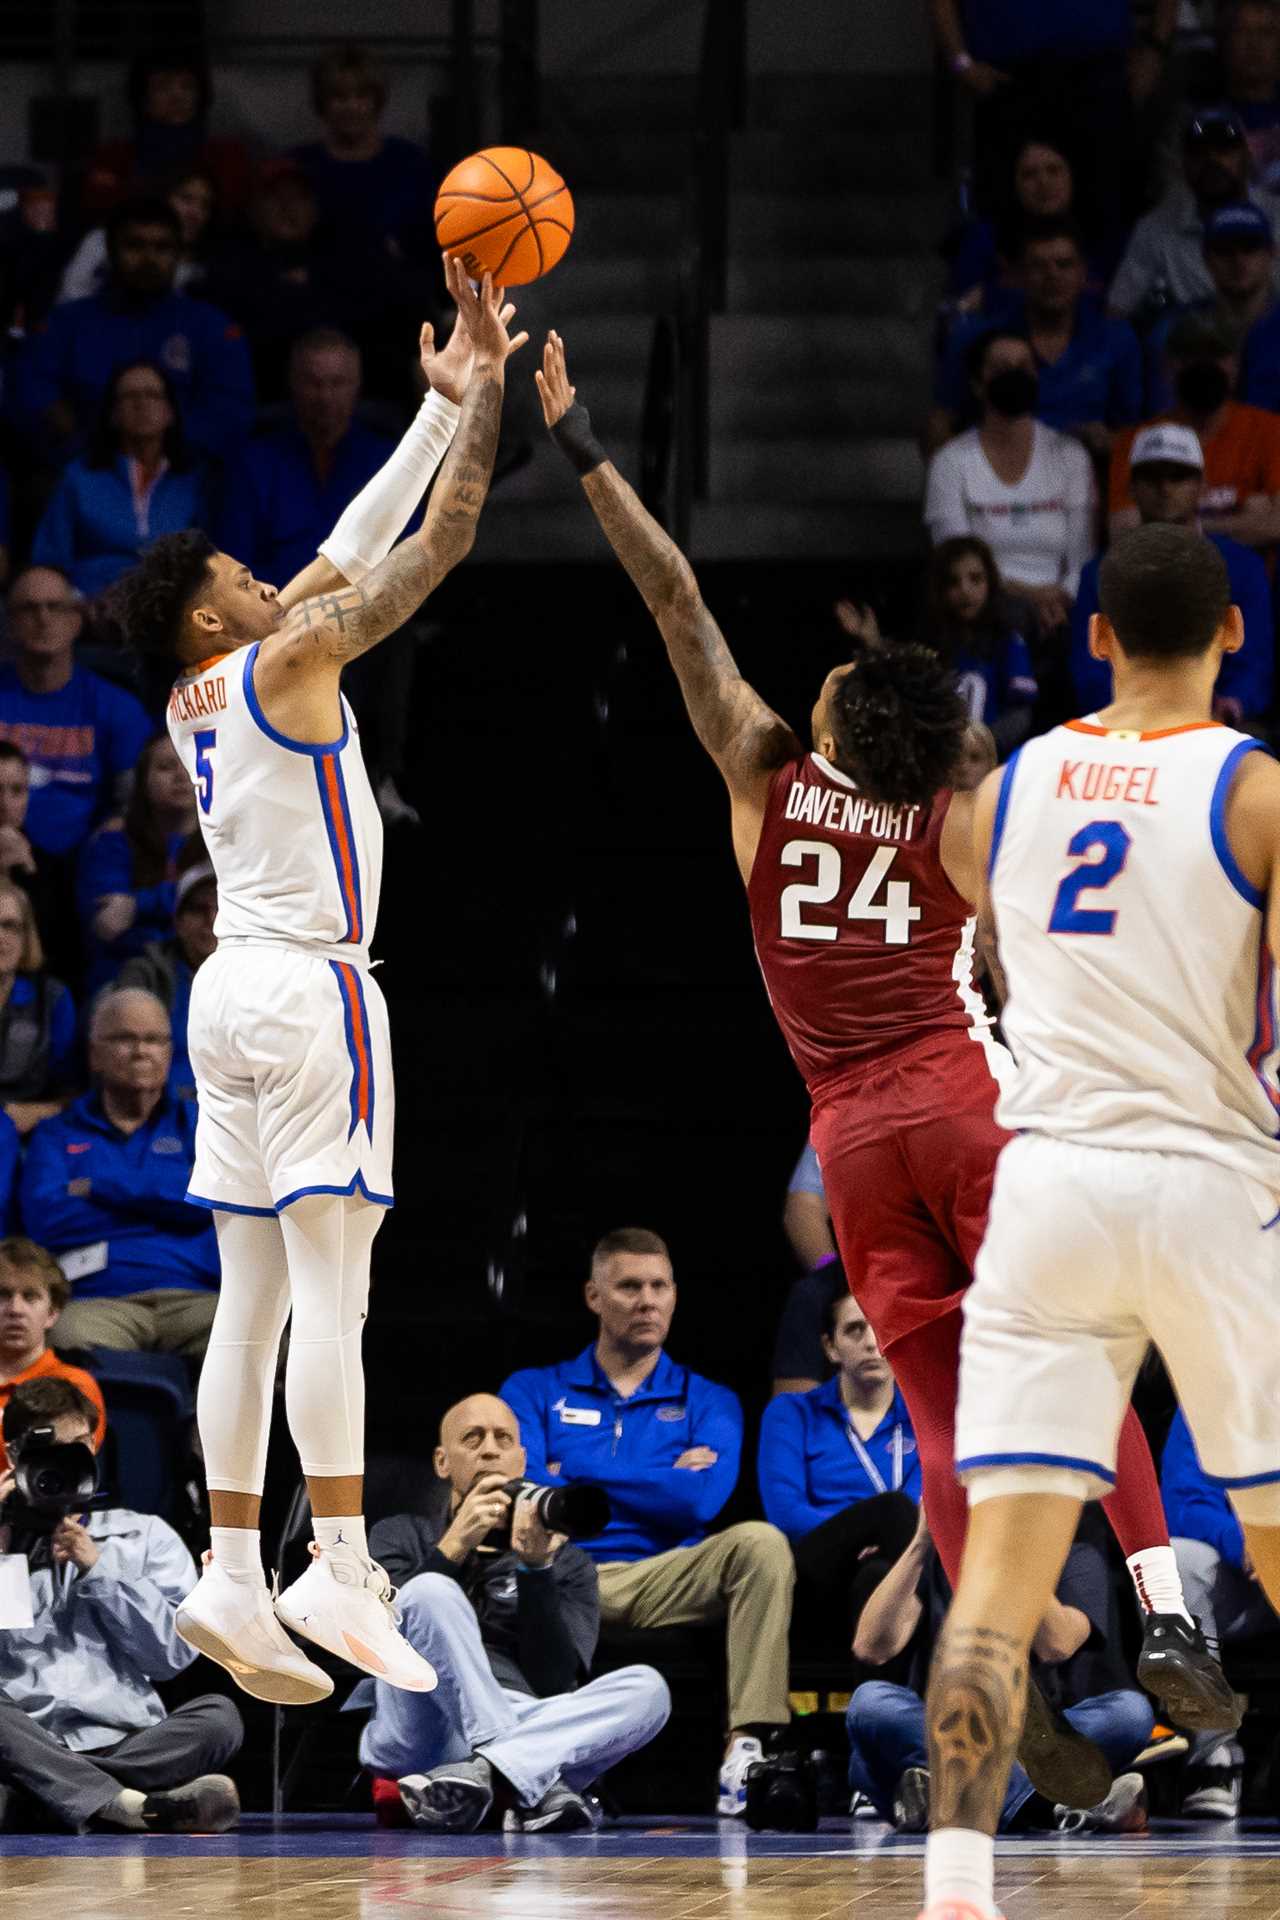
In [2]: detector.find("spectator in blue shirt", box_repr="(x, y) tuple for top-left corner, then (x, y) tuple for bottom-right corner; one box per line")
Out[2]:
(1163, 1409), (1272, 1820)
(29, 987), (219, 1357)
(501, 1226), (795, 1818)
(1144, 203), (1280, 413)
(931, 220), (1143, 457)
(77, 736), (197, 994)
(782, 1141), (834, 1273)
(0, 879), (77, 1139)
(1071, 425), (1274, 722)
(33, 360), (209, 599)
(291, 43), (434, 267)
(921, 537), (1038, 750)
(760, 1293), (920, 1648)
(11, 197), (254, 465)
(0, 566), (153, 860)
(118, 861), (217, 1105)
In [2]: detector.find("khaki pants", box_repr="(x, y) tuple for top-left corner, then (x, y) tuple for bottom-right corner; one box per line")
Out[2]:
(597, 1521), (795, 1729)
(53, 1289), (218, 1359)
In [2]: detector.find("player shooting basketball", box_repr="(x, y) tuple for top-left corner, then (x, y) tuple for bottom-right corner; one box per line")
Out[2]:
(108, 263), (527, 1706)
(535, 329), (1235, 1806)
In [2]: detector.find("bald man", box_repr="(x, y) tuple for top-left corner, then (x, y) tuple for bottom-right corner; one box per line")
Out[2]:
(24, 986), (220, 1356)
(360, 1392), (670, 1833)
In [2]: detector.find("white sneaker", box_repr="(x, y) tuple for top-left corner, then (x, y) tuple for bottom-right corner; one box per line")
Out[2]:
(274, 1543), (438, 1691)
(1181, 1743), (1243, 1820)
(717, 1735), (765, 1817)
(176, 1554), (333, 1707)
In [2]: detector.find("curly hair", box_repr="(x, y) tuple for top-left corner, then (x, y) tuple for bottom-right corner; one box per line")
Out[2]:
(107, 529), (216, 665)
(829, 639), (970, 809)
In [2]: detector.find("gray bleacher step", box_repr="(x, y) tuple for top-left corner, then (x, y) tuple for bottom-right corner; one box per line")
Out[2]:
(709, 433), (925, 504)
(572, 192), (683, 255)
(710, 311), (934, 386)
(691, 499), (926, 562)
(730, 125), (933, 191)
(730, 187), (947, 253)
(748, 71), (935, 131)
(726, 252), (943, 318)
(709, 371), (931, 439)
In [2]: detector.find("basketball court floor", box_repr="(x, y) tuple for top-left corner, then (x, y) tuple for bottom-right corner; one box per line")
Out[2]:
(5, 1817), (1280, 1919)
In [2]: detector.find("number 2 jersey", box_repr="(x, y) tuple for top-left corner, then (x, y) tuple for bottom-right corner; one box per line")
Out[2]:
(990, 719), (1280, 1190)
(166, 641), (383, 955)
(747, 751), (996, 1106)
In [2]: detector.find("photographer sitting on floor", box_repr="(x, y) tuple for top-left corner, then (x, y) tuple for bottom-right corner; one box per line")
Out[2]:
(0, 1377), (241, 1833)
(360, 1391), (670, 1835)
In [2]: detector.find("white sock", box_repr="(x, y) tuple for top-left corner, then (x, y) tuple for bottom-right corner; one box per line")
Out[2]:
(924, 1827), (997, 1916)
(209, 1525), (264, 1582)
(313, 1514), (367, 1559)
(1126, 1546), (1193, 1624)
(98, 1788), (147, 1830)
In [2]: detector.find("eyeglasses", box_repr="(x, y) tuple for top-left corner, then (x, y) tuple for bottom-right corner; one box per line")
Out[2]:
(9, 600), (79, 617)
(99, 1033), (170, 1050)
(0, 918), (25, 934)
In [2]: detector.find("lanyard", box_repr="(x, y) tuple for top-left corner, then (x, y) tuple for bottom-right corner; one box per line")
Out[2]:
(845, 1415), (904, 1495)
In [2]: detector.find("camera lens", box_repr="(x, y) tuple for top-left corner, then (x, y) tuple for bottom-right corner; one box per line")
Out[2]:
(32, 1469), (66, 1500)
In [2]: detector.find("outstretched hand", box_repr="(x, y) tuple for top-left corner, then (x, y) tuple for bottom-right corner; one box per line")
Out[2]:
(535, 329), (576, 428)
(446, 256), (528, 366)
(421, 254), (522, 402)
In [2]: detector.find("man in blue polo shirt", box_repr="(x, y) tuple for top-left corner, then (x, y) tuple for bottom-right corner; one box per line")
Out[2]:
(1070, 424), (1274, 722)
(501, 1227), (795, 1818)
(1144, 202), (1280, 412)
(23, 987), (218, 1356)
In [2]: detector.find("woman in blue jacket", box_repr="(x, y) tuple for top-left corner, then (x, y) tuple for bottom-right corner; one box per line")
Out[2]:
(32, 359), (208, 599)
(759, 1290), (921, 1643)
(77, 735), (198, 992)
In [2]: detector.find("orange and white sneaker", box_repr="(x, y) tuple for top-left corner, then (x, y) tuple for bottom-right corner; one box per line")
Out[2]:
(274, 1543), (438, 1692)
(176, 1554), (334, 1706)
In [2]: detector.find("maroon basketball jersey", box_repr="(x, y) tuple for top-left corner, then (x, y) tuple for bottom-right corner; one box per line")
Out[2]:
(747, 753), (990, 1102)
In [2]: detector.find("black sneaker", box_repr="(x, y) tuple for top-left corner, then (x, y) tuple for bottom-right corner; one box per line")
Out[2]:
(140, 1775), (240, 1834)
(399, 1756), (495, 1833)
(1137, 1614), (1242, 1733)
(892, 1765), (930, 1833)
(1018, 1675), (1113, 1808)
(506, 1780), (598, 1833)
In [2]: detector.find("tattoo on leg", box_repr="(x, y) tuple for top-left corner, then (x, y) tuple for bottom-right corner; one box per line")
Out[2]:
(927, 1624), (1027, 1834)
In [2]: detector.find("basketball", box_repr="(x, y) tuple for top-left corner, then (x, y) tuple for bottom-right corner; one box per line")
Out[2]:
(434, 147), (574, 288)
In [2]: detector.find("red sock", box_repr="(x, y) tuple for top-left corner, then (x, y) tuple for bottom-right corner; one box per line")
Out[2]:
(886, 1309), (969, 1587)
(1101, 1404), (1170, 1558)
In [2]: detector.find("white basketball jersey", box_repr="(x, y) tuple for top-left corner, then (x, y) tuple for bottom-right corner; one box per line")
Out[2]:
(166, 641), (383, 954)
(990, 718), (1280, 1190)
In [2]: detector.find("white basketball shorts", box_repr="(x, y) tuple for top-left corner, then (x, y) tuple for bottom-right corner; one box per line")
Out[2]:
(956, 1132), (1280, 1501)
(186, 943), (394, 1215)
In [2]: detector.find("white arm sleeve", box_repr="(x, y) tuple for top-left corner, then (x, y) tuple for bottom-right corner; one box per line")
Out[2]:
(317, 388), (462, 583)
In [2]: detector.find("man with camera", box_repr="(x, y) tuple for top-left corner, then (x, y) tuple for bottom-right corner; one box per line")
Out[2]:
(359, 1390), (670, 1834)
(0, 1376), (242, 1832)
(0, 1237), (107, 1471)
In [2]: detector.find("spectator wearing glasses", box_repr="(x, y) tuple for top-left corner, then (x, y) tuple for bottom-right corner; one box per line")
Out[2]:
(0, 568), (152, 863)
(24, 987), (218, 1357)
(77, 737), (198, 994)
(0, 879), (77, 1138)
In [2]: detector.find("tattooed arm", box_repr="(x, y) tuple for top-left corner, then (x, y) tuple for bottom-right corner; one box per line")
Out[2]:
(254, 267), (524, 744)
(537, 331), (798, 882)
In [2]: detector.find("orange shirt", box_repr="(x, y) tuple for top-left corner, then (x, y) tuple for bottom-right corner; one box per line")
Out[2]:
(0, 1348), (107, 1475)
(1109, 403), (1280, 516)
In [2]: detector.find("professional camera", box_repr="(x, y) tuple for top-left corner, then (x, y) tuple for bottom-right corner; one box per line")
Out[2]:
(743, 1749), (819, 1833)
(2, 1424), (101, 1535)
(481, 1477), (611, 1551)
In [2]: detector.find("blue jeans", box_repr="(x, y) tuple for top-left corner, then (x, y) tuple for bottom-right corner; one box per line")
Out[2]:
(846, 1679), (1154, 1827)
(359, 1572), (671, 1806)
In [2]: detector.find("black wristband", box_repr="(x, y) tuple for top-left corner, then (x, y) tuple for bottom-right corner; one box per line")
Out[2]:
(551, 401), (608, 476)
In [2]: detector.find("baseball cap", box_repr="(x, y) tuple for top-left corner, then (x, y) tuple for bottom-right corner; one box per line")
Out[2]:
(176, 862), (216, 910)
(1204, 201), (1273, 249)
(1129, 423), (1205, 473)
(1184, 108), (1247, 148)
(1165, 309), (1239, 359)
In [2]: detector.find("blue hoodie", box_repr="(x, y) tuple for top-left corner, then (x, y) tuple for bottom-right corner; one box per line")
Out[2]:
(1161, 1408), (1246, 1570)
(500, 1345), (743, 1562)
(758, 1374), (922, 1542)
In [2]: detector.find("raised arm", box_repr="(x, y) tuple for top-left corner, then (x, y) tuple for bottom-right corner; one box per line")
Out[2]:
(537, 331), (798, 872)
(253, 267), (524, 743)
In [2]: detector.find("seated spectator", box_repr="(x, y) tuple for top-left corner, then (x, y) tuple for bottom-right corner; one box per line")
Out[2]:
(0, 1377), (241, 1833)
(81, 47), (252, 218)
(26, 988), (219, 1357)
(1145, 203), (1280, 412)
(59, 164), (216, 306)
(33, 360), (209, 600)
(361, 1391), (670, 1833)
(922, 537), (1037, 751)
(1214, 0), (1280, 190)
(772, 1253), (845, 1400)
(0, 879), (77, 1136)
(0, 1237), (105, 1472)
(1163, 1408), (1266, 1820)
(848, 1505), (1153, 1833)
(78, 736), (198, 993)
(944, 138), (1086, 314)
(1075, 425), (1273, 722)
(10, 197), (254, 466)
(0, 743), (67, 966)
(759, 1295), (920, 1646)
(290, 43), (434, 267)
(954, 719), (999, 790)
(0, 567), (152, 861)
(1110, 110), (1280, 322)
(931, 220), (1143, 457)
(924, 329), (1097, 634)
(118, 861), (216, 1105)
(501, 1227), (795, 1818)
(1110, 313), (1280, 550)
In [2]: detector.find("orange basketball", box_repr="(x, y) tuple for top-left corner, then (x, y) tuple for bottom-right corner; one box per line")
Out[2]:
(434, 147), (574, 288)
